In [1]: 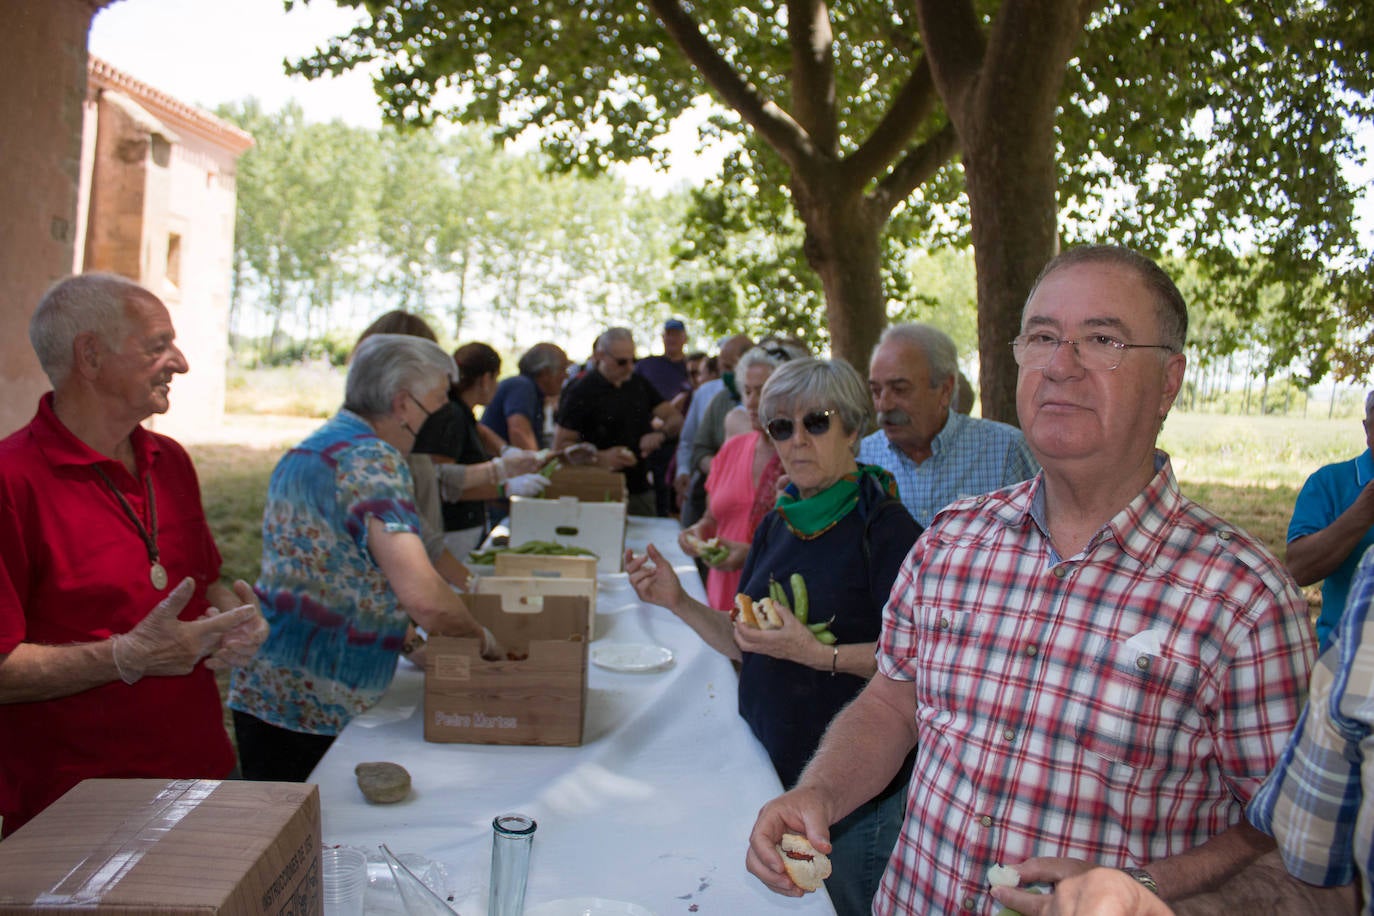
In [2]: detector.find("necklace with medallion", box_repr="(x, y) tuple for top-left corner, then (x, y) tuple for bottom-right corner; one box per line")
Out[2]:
(93, 466), (167, 590)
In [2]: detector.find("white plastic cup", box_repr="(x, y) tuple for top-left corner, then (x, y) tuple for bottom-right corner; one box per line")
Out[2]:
(321, 846), (368, 916)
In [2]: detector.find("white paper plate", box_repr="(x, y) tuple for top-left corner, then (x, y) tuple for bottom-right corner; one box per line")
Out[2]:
(526, 898), (655, 916)
(590, 643), (674, 673)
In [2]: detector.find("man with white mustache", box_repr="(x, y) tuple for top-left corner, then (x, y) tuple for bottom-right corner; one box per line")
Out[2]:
(858, 322), (1037, 528)
(0, 273), (268, 836)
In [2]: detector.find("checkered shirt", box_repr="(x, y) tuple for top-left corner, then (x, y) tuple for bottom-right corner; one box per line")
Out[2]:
(858, 410), (1039, 529)
(874, 453), (1315, 915)
(1248, 545), (1374, 912)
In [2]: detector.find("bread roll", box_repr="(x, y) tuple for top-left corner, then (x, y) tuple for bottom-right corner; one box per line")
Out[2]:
(777, 833), (831, 892)
(755, 597), (785, 630)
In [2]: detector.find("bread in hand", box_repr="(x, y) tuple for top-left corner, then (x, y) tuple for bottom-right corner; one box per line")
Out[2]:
(777, 833), (831, 892)
(754, 596), (785, 629)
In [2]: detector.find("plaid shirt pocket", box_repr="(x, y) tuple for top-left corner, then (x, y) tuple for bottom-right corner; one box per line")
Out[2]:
(1076, 641), (1200, 771)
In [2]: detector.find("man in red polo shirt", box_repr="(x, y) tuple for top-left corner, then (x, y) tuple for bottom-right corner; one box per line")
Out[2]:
(0, 273), (267, 837)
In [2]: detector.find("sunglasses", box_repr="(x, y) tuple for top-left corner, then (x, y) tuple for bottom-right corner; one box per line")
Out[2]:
(611, 356), (636, 368)
(765, 409), (837, 442)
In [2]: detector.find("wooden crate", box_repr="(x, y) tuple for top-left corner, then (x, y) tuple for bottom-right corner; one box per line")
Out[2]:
(476, 570), (599, 639)
(425, 593), (589, 747)
(493, 552), (599, 582)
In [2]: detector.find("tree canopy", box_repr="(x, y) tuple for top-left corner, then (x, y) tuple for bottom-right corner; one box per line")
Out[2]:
(291, 1), (1373, 419)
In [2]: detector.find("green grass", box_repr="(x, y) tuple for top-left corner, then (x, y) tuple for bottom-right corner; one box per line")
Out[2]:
(224, 364), (344, 418)
(189, 443), (285, 586)
(1160, 411), (1364, 488)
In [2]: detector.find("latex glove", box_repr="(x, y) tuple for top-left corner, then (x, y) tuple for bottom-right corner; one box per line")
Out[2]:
(203, 580), (269, 670)
(505, 473), (550, 497)
(499, 448), (542, 476)
(112, 578), (261, 684)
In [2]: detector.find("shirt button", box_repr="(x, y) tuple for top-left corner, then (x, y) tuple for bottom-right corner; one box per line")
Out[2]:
(975, 495), (988, 506)
(1003, 728), (1016, 741)
(1136, 655), (1151, 670)
(1217, 530), (1233, 541)
(963, 898), (977, 911)
(1052, 566), (1067, 579)
(1025, 645), (1038, 658)
(938, 617), (951, 630)
(980, 815), (993, 827)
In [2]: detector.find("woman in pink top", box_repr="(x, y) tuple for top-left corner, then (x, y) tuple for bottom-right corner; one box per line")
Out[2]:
(681, 343), (807, 610)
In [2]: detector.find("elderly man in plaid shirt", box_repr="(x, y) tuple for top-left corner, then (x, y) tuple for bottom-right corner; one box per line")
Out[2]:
(746, 246), (1334, 915)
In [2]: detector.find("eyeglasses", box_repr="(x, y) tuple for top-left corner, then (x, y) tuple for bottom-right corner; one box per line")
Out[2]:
(762, 346), (793, 362)
(611, 356), (636, 368)
(765, 409), (837, 442)
(1011, 333), (1176, 371)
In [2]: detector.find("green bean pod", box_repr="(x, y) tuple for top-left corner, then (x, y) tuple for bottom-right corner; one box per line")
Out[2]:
(814, 629), (838, 645)
(790, 572), (809, 624)
(769, 578), (789, 610)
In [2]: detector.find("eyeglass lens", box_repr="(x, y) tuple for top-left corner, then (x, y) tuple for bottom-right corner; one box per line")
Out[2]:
(1013, 335), (1121, 371)
(766, 410), (834, 441)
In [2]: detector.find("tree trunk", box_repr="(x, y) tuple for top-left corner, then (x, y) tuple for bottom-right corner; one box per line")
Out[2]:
(792, 181), (887, 371)
(914, 0), (1094, 426)
(963, 148), (1058, 425)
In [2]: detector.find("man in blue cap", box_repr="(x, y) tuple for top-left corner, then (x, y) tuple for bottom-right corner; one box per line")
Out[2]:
(635, 319), (693, 515)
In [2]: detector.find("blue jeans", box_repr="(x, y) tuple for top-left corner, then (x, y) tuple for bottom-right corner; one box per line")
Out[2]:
(824, 780), (907, 916)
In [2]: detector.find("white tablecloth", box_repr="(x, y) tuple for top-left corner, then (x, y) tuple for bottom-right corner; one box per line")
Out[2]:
(309, 517), (836, 916)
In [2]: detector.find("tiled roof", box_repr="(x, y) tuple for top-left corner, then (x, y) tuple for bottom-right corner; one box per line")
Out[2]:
(88, 55), (254, 154)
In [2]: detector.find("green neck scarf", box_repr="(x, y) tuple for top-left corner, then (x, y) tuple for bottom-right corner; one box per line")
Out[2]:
(775, 464), (897, 539)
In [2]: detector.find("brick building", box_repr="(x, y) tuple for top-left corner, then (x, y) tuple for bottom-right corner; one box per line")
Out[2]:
(0, 0), (253, 439)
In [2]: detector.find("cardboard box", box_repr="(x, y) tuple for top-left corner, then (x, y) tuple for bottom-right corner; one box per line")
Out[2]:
(426, 593), (589, 747)
(0, 779), (321, 915)
(508, 493), (628, 573)
(543, 466), (628, 502)
(493, 552), (599, 582)
(475, 574), (599, 640)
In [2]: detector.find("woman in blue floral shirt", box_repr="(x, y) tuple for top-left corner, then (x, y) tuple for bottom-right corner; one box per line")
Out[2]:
(229, 334), (498, 781)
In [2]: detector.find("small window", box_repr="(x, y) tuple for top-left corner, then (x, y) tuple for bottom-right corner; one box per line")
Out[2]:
(166, 233), (182, 288)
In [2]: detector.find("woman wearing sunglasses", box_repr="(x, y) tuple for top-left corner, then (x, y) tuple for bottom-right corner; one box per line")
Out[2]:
(626, 357), (922, 916)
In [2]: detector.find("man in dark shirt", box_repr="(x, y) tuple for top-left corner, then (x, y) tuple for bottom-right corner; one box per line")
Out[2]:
(555, 327), (684, 517)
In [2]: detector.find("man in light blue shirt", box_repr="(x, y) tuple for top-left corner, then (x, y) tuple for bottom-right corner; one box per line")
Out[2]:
(1286, 391), (1374, 650)
(857, 323), (1038, 528)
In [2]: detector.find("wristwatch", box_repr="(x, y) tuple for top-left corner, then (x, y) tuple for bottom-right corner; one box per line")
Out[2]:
(1122, 867), (1159, 894)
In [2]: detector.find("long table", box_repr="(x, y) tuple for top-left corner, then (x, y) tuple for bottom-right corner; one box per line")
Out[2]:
(309, 517), (837, 915)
